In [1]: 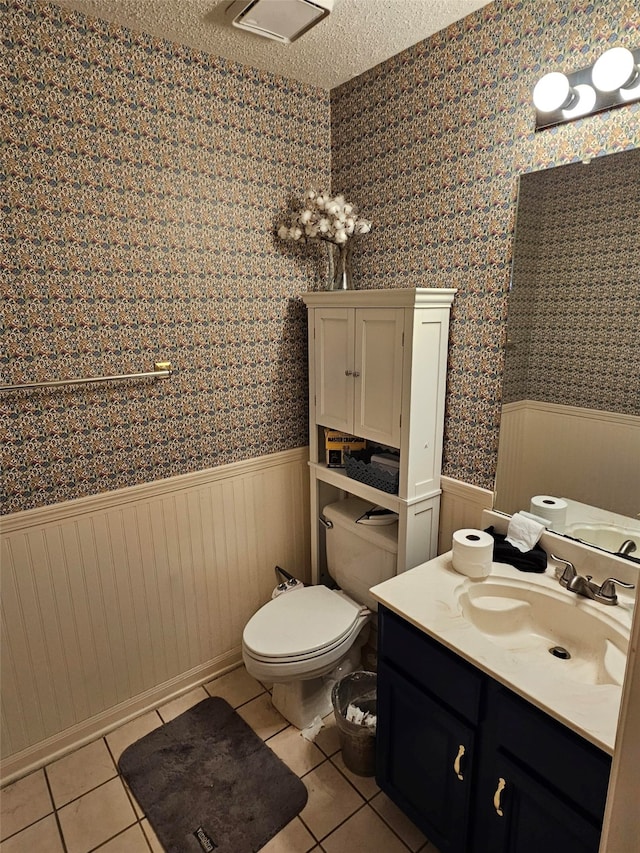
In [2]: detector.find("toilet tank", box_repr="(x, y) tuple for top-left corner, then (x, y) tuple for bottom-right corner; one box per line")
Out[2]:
(323, 497), (398, 611)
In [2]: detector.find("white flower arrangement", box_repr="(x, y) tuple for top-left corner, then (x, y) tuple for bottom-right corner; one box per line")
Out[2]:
(277, 189), (372, 247)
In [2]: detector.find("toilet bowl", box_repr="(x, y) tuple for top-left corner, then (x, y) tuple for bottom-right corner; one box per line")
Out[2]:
(242, 497), (398, 729)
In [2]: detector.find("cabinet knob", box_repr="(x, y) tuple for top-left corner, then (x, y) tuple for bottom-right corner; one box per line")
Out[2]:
(453, 744), (465, 780)
(345, 369), (353, 376)
(352, 370), (360, 377)
(493, 777), (506, 817)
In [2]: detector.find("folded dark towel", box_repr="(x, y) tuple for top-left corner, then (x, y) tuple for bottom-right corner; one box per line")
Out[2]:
(485, 526), (547, 573)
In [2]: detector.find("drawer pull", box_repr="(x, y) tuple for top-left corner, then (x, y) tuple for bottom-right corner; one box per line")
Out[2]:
(493, 777), (506, 816)
(453, 744), (465, 780)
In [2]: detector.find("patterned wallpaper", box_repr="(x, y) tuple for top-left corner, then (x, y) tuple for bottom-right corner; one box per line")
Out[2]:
(331, 0), (640, 489)
(502, 148), (640, 416)
(2, 0), (330, 513)
(2, 0), (640, 513)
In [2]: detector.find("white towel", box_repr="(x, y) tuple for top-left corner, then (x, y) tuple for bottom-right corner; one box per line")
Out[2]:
(506, 511), (546, 553)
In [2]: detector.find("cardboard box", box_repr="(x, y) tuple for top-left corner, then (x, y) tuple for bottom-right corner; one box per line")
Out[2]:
(324, 429), (366, 467)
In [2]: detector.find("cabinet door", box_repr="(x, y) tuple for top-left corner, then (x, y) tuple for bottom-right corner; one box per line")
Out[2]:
(353, 308), (404, 446)
(313, 307), (355, 432)
(475, 752), (602, 853)
(376, 661), (474, 853)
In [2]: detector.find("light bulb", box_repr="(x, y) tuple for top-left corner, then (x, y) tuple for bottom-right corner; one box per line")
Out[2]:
(561, 84), (597, 118)
(592, 47), (638, 92)
(533, 72), (575, 112)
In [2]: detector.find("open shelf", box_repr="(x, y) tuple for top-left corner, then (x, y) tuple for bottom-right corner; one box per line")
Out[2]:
(309, 462), (403, 512)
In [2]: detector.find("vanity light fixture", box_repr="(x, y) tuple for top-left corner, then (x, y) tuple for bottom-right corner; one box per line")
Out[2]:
(591, 46), (639, 92)
(533, 46), (640, 131)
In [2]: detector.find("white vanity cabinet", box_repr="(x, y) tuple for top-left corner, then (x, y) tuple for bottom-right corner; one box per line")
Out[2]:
(302, 289), (455, 579)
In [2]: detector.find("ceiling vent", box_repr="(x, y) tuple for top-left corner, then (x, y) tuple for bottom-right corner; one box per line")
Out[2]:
(226, 0), (333, 44)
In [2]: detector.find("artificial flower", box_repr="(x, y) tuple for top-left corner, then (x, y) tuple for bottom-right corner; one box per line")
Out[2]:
(277, 189), (372, 247)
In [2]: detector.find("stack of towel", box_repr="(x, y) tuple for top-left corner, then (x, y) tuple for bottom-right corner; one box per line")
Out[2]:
(486, 512), (547, 573)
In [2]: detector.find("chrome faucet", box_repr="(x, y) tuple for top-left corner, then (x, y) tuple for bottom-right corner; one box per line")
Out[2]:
(552, 555), (635, 605)
(617, 539), (637, 557)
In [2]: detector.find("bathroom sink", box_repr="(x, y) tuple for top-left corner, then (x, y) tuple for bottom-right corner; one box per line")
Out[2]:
(564, 523), (639, 554)
(457, 579), (629, 687)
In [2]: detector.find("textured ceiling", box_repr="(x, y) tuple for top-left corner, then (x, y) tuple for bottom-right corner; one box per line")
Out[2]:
(49, 0), (493, 89)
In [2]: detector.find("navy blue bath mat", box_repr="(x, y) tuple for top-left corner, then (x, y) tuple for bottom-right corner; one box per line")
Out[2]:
(119, 697), (308, 853)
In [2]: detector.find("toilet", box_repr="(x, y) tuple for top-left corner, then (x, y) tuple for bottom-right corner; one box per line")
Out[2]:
(242, 497), (398, 729)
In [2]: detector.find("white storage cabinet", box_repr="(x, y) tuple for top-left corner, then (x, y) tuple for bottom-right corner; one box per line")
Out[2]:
(302, 288), (455, 580)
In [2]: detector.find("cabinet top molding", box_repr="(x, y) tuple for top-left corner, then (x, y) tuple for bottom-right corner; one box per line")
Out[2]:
(302, 288), (457, 309)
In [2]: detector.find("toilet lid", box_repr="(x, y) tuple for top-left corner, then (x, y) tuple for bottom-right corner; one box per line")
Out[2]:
(243, 586), (365, 659)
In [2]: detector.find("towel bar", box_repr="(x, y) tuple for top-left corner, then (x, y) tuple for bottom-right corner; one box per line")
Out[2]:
(0, 361), (173, 392)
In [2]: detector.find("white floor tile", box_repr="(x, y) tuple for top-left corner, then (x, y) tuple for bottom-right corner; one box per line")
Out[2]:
(330, 751), (380, 800)
(237, 693), (288, 740)
(267, 726), (325, 777)
(157, 687), (208, 723)
(0, 814), (64, 853)
(205, 665), (265, 708)
(105, 711), (163, 762)
(313, 713), (341, 757)
(370, 791), (427, 852)
(47, 739), (117, 807)
(57, 777), (136, 853)
(93, 823), (151, 852)
(122, 780), (145, 819)
(260, 816), (316, 852)
(322, 804), (410, 853)
(0, 769), (52, 841)
(299, 761), (365, 840)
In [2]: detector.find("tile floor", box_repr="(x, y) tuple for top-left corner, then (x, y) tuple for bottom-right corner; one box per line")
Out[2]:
(0, 666), (440, 853)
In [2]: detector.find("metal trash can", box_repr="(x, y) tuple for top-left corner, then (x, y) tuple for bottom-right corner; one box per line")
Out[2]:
(331, 671), (377, 776)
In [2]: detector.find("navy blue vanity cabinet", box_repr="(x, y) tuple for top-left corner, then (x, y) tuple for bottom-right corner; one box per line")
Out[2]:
(475, 751), (603, 853)
(376, 605), (612, 853)
(473, 682), (611, 853)
(376, 606), (483, 853)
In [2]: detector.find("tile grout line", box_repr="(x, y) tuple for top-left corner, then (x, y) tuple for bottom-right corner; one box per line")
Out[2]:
(103, 733), (155, 853)
(251, 705), (419, 851)
(294, 749), (419, 852)
(43, 763), (70, 853)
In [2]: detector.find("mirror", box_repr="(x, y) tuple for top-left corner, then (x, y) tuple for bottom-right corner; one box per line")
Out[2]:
(494, 148), (640, 557)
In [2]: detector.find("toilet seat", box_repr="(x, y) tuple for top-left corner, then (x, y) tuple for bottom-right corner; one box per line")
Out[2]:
(242, 586), (370, 681)
(243, 585), (367, 661)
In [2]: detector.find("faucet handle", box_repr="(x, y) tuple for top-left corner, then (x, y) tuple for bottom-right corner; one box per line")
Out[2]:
(597, 577), (635, 604)
(551, 555), (576, 587)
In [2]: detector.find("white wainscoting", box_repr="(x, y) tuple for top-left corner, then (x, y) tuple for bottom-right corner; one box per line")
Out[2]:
(495, 401), (640, 519)
(438, 476), (495, 555)
(0, 448), (310, 784)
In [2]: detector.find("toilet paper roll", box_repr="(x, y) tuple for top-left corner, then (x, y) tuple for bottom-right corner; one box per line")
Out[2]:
(529, 496), (568, 530)
(451, 528), (494, 579)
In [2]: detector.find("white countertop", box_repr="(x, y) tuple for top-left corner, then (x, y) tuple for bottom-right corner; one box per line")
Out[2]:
(370, 553), (635, 754)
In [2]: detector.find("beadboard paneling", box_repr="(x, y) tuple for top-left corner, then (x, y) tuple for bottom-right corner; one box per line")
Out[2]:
(438, 476), (495, 555)
(0, 448), (310, 781)
(495, 402), (640, 519)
